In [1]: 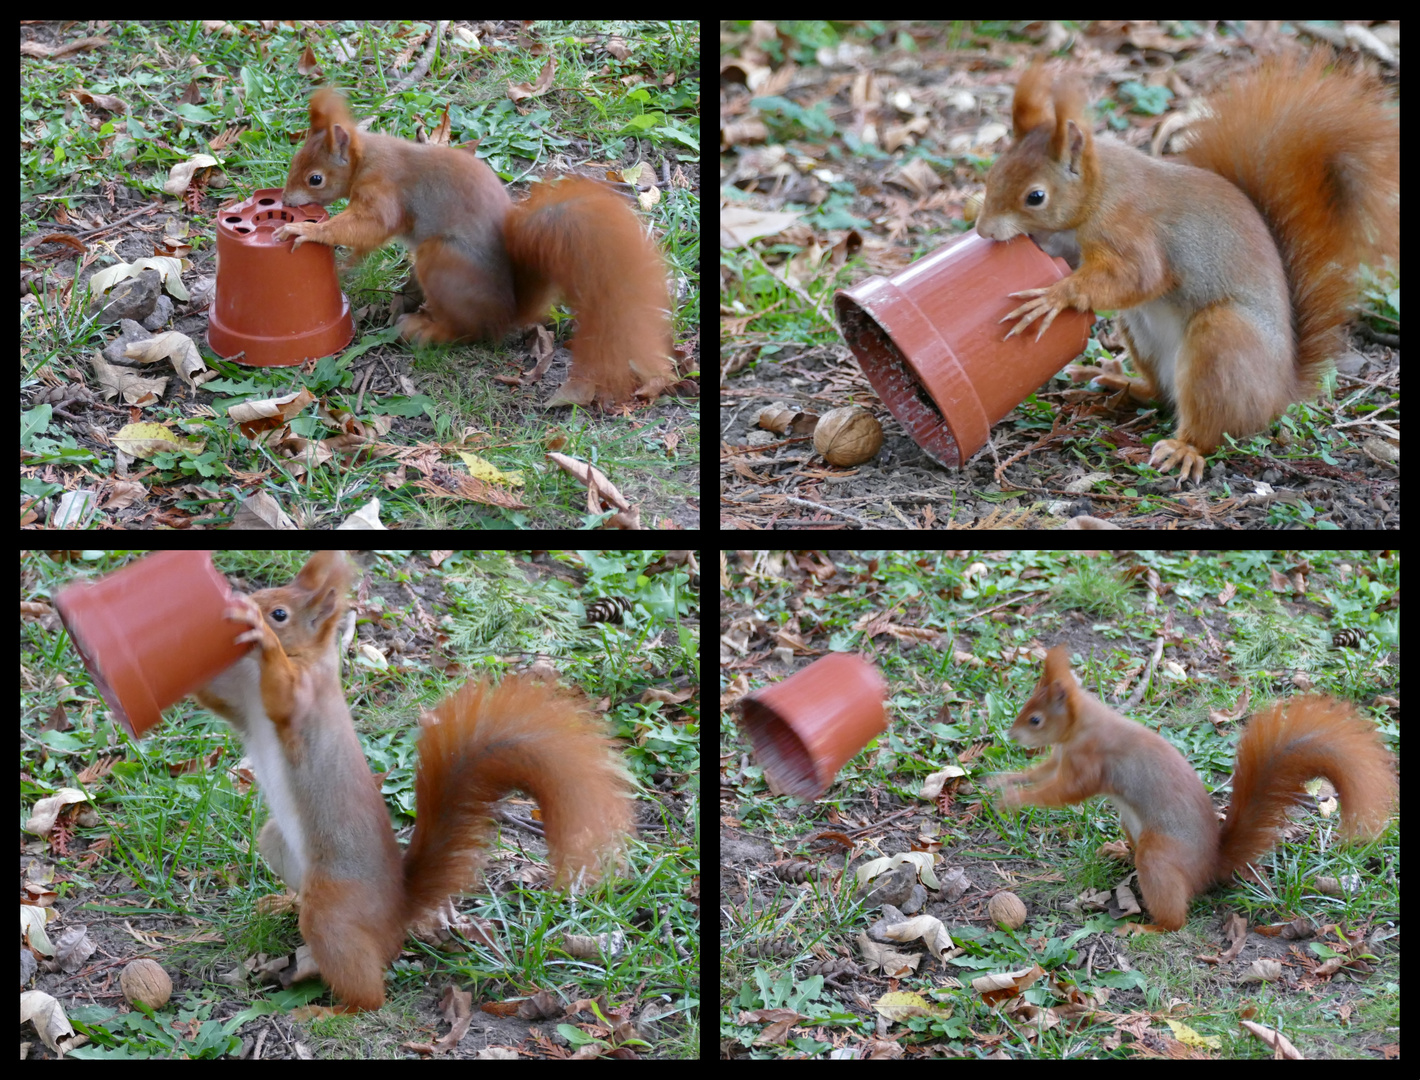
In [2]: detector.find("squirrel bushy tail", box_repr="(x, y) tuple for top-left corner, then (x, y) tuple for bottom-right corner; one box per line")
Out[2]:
(505, 178), (676, 407)
(401, 674), (634, 922)
(1217, 694), (1398, 882)
(1183, 52), (1400, 398)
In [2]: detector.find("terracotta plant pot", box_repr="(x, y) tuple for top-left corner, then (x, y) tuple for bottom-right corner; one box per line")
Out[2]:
(54, 551), (249, 738)
(207, 188), (355, 367)
(835, 232), (1092, 467)
(738, 653), (888, 800)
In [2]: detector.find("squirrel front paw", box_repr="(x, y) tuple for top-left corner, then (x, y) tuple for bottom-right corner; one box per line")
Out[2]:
(225, 595), (274, 650)
(1065, 357), (1158, 404)
(1065, 357), (1131, 392)
(274, 220), (317, 251)
(983, 773), (1027, 806)
(1000, 281), (1081, 342)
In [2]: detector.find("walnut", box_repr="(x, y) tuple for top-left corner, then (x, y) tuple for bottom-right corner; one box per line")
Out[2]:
(988, 891), (1027, 930)
(813, 407), (883, 466)
(119, 959), (172, 1009)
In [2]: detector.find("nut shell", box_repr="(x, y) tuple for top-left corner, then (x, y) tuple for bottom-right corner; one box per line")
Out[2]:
(813, 406), (883, 466)
(988, 891), (1027, 930)
(120, 958), (172, 1009)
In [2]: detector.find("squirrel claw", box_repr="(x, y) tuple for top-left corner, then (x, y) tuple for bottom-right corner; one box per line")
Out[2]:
(224, 596), (270, 647)
(1148, 439), (1206, 485)
(274, 222), (312, 250)
(1065, 357), (1129, 393)
(1001, 288), (1062, 341)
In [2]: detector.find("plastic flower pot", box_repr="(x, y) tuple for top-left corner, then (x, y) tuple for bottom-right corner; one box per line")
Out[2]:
(207, 188), (354, 367)
(738, 653), (888, 800)
(835, 231), (1092, 467)
(53, 551), (249, 738)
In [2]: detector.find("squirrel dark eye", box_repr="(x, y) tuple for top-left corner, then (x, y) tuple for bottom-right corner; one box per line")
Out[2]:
(308, 173), (324, 188)
(270, 607), (289, 624)
(1026, 189), (1047, 207)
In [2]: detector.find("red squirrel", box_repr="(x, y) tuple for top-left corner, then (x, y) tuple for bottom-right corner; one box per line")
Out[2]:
(987, 646), (1396, 932)
(976, 53), (1399, 484)
(273, 89), (675, 409)
(193, 551), (634, 1011)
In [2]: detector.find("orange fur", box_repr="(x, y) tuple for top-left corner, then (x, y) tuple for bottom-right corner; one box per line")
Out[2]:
(991, 646), (1397, 931)
(505, 180), (675, 405)
(277, 90), (674, 407)
(977, 54), (1399, 483)
(194, 552), (634, 1010)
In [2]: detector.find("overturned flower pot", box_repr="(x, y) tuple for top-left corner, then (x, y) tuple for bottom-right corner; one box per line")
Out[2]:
(207, 188), (354, 367)
(738, 653), (888, 800)
(54, 551), (248, 738)
(835, 232), (1092, 467)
